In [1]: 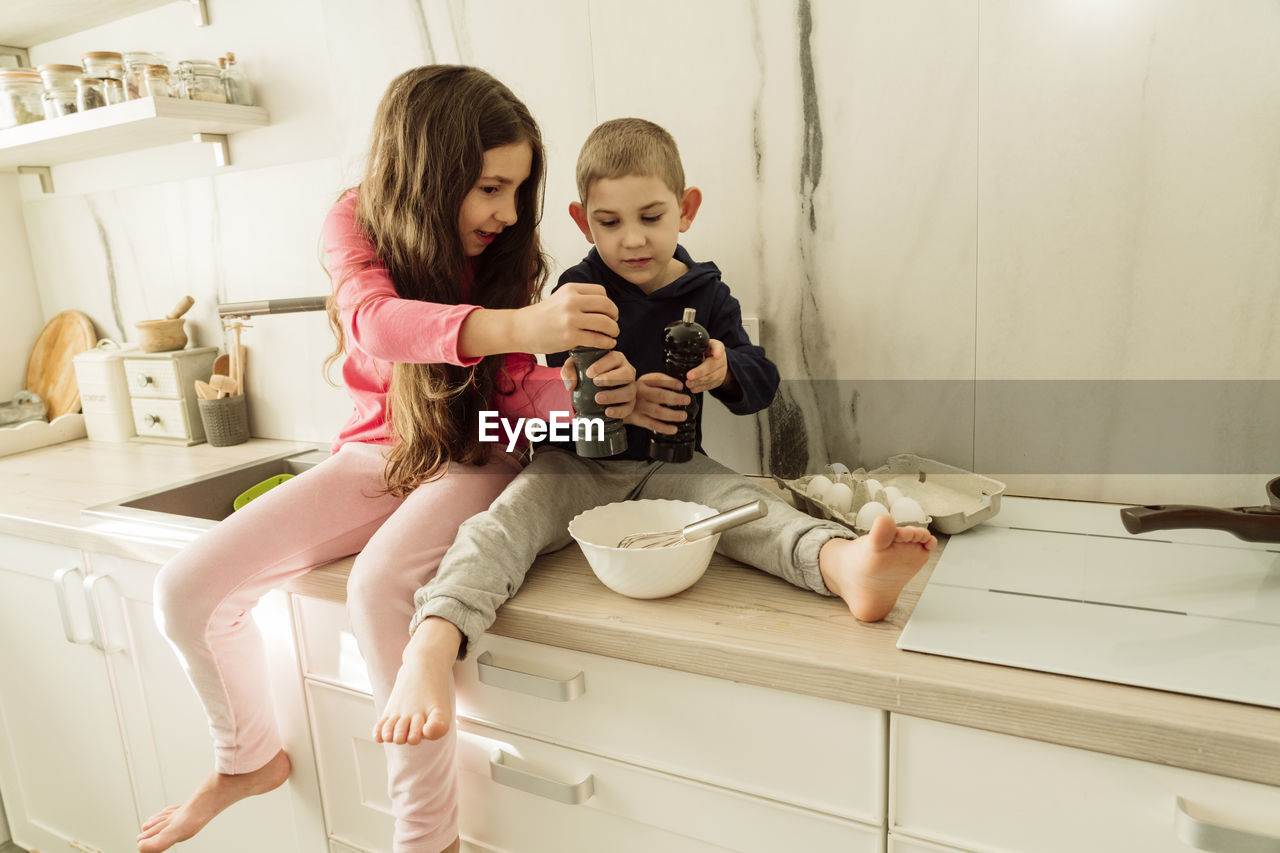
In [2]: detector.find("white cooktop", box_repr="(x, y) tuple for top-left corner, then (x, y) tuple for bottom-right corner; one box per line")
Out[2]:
(898, 497), (1280, 709)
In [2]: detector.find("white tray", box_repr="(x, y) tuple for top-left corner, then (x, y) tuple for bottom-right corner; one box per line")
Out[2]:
(776, 454), (1005, 535)
(0, 413), (87, 458)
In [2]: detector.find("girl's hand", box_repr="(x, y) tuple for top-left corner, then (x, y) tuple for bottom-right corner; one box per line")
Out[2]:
(683, 339), (728, 394)
(623, 373), (690, 434)
(520, 283), (620, 354)
(560, 350), (637, 420)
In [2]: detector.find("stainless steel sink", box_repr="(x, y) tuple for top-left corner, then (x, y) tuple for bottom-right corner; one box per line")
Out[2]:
(83, 448), (329, 533)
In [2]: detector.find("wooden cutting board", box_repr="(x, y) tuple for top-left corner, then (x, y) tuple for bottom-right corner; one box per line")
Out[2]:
(24, 310), (97, 419)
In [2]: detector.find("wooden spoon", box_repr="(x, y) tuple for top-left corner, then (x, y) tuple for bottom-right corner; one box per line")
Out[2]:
(194, 379), (219, 400)
(209, 375), (238, 398)
(212, 353), (230, 377)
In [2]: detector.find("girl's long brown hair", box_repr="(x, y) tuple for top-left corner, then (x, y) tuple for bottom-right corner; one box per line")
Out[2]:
(326, 65), (548, 496)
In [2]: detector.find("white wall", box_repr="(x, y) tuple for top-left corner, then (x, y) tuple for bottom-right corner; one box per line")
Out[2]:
(12, 0), (1279, 505)
(0, 175), (44, 400)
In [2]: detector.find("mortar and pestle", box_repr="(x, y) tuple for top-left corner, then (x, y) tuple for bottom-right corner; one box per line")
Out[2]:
(135, 295), (194, 353)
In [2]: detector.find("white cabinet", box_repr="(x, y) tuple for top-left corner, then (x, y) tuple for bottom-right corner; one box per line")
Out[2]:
(889, 715), (1280, 853)
(293, 595), (887, 852)
(87, 551), (325, 853)
(0, 536), (324, 853)
(0, 535), (139, 853)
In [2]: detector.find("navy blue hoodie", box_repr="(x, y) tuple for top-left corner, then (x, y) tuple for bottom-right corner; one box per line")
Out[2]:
(546, 245), (780, 462)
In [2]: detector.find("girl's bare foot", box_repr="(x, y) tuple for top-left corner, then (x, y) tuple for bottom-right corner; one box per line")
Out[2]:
(819, 514), (936, 622)
(375, 617), (462, 745)
(136, 749), (291, 852)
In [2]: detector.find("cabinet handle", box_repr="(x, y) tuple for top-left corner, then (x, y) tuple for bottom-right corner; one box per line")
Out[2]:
(84, 574), (123, 653)
(489, 748), (594, 805)
(53, 567), (93, 645)
(476, 651), (585, 701)
(145, 413), (161, 427)
(135, 374), (154, 387)
(1175, 796), (1280, 852)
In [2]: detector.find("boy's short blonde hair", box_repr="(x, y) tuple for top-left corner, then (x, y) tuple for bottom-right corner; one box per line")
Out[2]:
(575, 118), (685, 202)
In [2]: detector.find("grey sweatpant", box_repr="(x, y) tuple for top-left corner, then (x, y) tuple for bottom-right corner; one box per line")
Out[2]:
(410, 448), (855, 656)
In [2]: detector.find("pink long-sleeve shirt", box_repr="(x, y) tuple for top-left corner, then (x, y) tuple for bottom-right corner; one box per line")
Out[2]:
(322, 190), (570, 454)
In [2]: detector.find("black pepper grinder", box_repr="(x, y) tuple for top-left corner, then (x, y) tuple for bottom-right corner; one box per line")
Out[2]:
(569, 346), (628, 458)
(649, 307), (709, 463)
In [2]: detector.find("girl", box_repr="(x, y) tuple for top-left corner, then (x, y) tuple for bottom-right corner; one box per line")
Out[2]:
(138, 65), (636, 853)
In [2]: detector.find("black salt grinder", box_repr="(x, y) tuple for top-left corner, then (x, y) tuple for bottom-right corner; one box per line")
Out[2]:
(569, 346), (628, 458)
(649, 307), (709, 463)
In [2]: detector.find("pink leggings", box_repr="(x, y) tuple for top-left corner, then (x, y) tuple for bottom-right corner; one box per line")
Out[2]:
(153, 442), (522, 853)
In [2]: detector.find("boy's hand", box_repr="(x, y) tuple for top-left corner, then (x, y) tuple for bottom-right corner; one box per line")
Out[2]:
(560, 349), (637, 420)
(683, 339), (729, 394)
(623, 373), (690, 435)
(520, 282), (620, 353)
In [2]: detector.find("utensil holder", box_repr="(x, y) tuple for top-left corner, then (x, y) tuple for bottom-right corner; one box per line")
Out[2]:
(197, 394), (249, 446)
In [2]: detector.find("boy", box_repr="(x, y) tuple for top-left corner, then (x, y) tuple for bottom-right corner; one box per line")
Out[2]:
(375, 118), (936, 745)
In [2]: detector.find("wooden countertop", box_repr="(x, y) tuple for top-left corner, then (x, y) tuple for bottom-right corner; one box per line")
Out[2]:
(5, 439), (1279, 788)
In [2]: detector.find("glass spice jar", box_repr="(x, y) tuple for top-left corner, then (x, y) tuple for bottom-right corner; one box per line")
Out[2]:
(144, 65), (171, 99)
(176, 60), (226, 103)
(82, 51), (124, 78)
(0, 70), (45, 129)
(122, 51), (164, 99)
(75, 76), (106, 112)
(220, 52), (254, 106)
(37, 64), (83, 94)
(102, 77), (126, 105)
(42, 86), (77, 119)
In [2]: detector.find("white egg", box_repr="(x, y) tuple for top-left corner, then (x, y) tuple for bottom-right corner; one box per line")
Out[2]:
(883, 486), (904, 506)
(826, 482), (855, 514)
(863, 478), (887, 506)
(854, 501), (890, 530)
(807, 474), (834, 502)
(890, 496), (927, 525)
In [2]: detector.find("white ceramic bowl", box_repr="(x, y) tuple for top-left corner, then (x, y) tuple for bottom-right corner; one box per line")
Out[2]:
(568, 499), (720, 599)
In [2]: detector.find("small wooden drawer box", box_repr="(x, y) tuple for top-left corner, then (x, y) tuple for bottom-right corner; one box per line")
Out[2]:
(124, 347), (217, 446)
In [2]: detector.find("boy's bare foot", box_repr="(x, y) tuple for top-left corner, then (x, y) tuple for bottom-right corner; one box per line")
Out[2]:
(819, 514), (936, 622)
(375, 617), (462, 745)
(136, 749), (291, 852)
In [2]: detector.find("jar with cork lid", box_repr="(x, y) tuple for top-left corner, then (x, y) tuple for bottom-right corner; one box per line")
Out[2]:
(143, 64), (172, 98)
(122, 51), (164, 99)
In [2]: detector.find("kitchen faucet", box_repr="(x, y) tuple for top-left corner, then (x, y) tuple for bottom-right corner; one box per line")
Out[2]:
(216, 296), (328, 318)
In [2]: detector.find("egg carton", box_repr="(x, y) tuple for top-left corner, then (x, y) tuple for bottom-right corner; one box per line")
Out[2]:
(775, 453), (1005, 535)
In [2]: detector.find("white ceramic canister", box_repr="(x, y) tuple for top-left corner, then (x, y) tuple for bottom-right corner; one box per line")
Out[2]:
(73, 341), (138, 442)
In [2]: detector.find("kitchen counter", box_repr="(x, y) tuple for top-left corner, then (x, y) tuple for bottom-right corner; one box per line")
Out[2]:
(5, 438), (1279, 788)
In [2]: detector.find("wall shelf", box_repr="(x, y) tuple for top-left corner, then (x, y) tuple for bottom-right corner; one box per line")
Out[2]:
(0, 97), (268, 175)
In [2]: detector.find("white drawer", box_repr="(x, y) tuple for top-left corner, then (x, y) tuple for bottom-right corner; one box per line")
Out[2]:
(305, 681), (394, 853)
(457, 633), (886, 825)
(295, 597), (371, 693)
(131, 397), (198, 441)
(293, 597), (887, 824)
(303, 679), (883, 853)
(458, 718), (883, 853)
(124, 358), (182, 398)
(890, 715), (1280, 853)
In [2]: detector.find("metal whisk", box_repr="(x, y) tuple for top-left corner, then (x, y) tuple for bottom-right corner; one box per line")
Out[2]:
(617, 500), (768, 549)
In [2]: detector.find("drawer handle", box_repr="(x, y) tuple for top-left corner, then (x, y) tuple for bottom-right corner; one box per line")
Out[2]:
(53, 566), (93, 646)
(135, 374), (154, 387)
(145, 414), (161, 427)
(1175, 796), (1280, 852)
(489, 748), (594, 805)
(476, 651), (585, 701)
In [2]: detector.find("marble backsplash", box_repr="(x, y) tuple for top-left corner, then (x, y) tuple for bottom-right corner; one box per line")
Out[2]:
(13, 0), (1280, 506)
